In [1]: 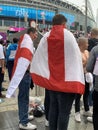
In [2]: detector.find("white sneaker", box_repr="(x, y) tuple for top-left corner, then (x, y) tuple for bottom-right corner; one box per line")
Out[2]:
(45, 119), (49, 127)
(83, 111), (92, 117)
(87, 117), (93, 123)
(75, 112), (81, 122)
(28, 115), (34, 120)
(19, 122), (37, 130)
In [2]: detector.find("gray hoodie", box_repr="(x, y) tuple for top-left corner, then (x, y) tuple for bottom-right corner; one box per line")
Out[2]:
(86, 45), (98, 92)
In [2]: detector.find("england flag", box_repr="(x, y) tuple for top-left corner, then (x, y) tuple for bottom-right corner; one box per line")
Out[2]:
(30, 26), (85, 94)
(6, 34), (34, 98)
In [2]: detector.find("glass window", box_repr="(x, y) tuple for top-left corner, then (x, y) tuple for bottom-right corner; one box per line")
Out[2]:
(4, 20), (15, 26)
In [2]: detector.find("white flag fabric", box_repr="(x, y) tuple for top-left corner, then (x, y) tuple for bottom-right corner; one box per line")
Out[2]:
(30, 25), (85, 94)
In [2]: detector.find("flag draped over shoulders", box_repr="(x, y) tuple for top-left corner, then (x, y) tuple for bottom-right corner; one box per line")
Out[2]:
(6, 34), (34, 98)
(30, 25), (85, 94)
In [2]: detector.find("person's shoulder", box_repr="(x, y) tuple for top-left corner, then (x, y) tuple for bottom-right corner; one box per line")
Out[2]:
(43, 31), (50, 39)
(92, 45), (98, 50)
(88, 38), (98, 44)
(91, 45), (98, 54)
(64, 28), (71, 33)
(85, 50), (89, 54)
(64, 29), (75, 40)
(10, 43), (18, 49)
(64, 28), (74, 35)
(44, 31), (50, 36)
(84, 50), (89, 57)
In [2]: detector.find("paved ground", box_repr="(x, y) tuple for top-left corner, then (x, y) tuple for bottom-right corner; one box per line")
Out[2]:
(0, 70), (93, 130)
(0, 108), (93, 130)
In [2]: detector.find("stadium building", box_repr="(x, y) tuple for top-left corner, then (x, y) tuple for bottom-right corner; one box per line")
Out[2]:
(0, 0), (96, 33)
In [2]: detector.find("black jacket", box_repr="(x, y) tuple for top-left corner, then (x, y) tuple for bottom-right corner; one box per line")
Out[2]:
(88, 38), (98, 52)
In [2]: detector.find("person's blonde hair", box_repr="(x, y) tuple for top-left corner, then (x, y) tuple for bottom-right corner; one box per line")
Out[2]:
(91, 28), (98, 36)
(77, 37), (88, 46)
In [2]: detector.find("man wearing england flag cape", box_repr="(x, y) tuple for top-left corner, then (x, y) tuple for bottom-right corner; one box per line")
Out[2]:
(30, 14), (85, 130)
(6, 27), (37, 130)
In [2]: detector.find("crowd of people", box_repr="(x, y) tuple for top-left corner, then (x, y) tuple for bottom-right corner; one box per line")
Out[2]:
(0, 14), (98, 130)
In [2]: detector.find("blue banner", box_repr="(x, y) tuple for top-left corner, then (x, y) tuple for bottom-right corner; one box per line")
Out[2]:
(0, 5), (75, 24)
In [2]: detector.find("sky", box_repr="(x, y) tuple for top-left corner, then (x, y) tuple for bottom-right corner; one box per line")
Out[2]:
(65, 0), (97, 19)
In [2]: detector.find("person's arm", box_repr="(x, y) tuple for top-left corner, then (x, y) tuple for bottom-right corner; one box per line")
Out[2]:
(86, 48), (96, 73)
(6, 57), (30, 98)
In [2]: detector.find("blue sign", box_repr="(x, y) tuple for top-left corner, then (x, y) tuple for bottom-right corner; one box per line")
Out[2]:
(0, 5), (75, 24)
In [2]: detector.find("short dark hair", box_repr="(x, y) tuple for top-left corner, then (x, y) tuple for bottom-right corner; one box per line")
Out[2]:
(13, 38), (18, 43)
(27, 27), (37, 34)
(52, 14), (67, 25)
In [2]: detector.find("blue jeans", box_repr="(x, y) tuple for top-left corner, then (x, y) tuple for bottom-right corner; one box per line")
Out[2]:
(7, 60), (14, 80)
(89, 90), (93, 106)
(49, 91), (75, 130)
(18, 72), (31, 124)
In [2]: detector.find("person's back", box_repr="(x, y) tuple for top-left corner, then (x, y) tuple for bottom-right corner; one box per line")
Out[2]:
(87, 45), (98, 130)
(87, 28), (98, 123)
(30, 14), (85, 130)
(6, 43), (17, 60)
(6, 27), (38, 130)
(6, 38), (18, 61)
(6, 38), (18, 80)
(74, 37), (92, 122)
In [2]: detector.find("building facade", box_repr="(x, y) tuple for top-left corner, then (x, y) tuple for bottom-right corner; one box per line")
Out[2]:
(0, 0), (96, 32)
